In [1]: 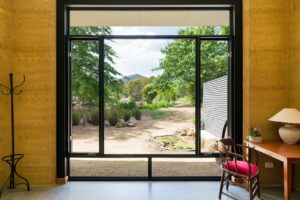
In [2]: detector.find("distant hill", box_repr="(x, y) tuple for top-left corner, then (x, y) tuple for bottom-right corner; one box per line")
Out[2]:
(121, 74), (146, 84)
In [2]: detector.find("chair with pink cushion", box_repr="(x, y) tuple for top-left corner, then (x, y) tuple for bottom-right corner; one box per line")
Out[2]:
(218, 138), (260, 200)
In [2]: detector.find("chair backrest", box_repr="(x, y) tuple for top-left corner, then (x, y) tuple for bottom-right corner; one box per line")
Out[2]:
(218, 138), (256, 178)
(221, 120), (228, 139)
(218, 121), (231, 153)
(218, 138), (243, 176)
(219, 138), (235, 146)
(218, 138), (235, 153)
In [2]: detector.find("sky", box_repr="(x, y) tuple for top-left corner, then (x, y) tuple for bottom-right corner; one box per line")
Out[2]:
(109, 26), (183, 77)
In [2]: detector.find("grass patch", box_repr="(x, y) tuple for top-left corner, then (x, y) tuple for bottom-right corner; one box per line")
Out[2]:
(142, 101), (174, 110)
(142, 109), (171, 120)
(155, 135), (194, 151)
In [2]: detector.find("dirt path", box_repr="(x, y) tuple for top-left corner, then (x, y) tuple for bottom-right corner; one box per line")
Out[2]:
(72, 105), (195, 154)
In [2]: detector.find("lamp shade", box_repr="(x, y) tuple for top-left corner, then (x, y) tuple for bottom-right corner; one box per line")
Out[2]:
(269, 108), (300, 124)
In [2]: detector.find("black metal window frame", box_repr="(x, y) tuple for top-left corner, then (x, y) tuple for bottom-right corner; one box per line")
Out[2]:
(57, 0), (243, 181)
(68, 35), (231, 156)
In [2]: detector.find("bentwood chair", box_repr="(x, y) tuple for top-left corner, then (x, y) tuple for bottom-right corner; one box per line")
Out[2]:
(218, 138), (260, 200)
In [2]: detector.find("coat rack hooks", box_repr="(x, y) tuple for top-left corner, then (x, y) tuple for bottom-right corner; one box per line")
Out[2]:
(0, 73), (26, 95)
(13, 74), (25, 95)
(0, 83), (10, 95)
(0, 73), (30, 198)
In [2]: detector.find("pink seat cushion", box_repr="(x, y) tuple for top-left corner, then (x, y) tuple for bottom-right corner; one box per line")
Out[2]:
(223, 160), (259, 176)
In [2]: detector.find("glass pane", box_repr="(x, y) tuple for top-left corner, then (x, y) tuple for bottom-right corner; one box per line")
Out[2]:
(69, 10), (230, 35)
(71, 40), (100, 153)
(152, 158), (221, 177)
(104, 39), (195, 154)
(201, 40), (229, 153)
(70, 158), (148, 177)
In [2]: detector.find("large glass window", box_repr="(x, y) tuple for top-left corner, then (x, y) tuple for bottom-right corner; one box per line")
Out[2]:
(67, 9), (234, 179)
(104, 39), (195, 155)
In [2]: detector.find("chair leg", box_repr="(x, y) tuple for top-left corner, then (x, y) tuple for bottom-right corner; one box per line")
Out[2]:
(226, 174), (231, 190)
(257, 176), (261, 198)
(248, 179), (253, 200)
(219, 171), (225, 199)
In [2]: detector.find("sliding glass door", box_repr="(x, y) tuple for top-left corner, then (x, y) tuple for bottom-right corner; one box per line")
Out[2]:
(68, 35), (231, 179)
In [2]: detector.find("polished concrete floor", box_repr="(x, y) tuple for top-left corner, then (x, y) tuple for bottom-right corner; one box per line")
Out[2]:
(1, 182), (300, 200)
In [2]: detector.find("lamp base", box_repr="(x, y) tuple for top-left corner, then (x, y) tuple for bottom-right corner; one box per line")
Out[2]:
(279, 124), (300, 144)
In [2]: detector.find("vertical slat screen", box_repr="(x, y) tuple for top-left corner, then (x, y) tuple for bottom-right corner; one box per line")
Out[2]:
(203, 76), (227, 138)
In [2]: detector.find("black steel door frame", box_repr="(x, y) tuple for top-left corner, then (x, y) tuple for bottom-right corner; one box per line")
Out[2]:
(67, 36), (232, 181)
(57, 0), (243, 181)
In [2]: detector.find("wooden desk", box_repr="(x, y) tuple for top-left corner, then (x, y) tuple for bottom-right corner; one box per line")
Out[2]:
(244, 140), (300, 200)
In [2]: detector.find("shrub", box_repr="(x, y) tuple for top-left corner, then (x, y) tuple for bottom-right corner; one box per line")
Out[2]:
(132, 109), (141, 120)
(88, 108), (99, 125)
(123, 109), (131, 121)
(72, 109), (82, 126)
(108, 109), (120, 126)
(118, 101), (136, 110)
(156, 88), (177, 102)
(183, 95), (195, 106)
(141, 83), (157, 103)
(142, 101), (174, 110)
(104, 109), (109, 120)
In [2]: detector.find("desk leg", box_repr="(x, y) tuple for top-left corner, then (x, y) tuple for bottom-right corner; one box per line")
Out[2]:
(283, 160), (292, 200)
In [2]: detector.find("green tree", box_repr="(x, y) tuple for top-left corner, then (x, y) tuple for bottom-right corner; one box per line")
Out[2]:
(154, 26), (229, 101)
(156, 86), (177, 102)
(70, 27), (122, 105)
(125, 78), (150, 102)
(141, 83), (157, 103)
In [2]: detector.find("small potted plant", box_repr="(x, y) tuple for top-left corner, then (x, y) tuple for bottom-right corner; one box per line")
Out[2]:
(248, 126), (262, 143)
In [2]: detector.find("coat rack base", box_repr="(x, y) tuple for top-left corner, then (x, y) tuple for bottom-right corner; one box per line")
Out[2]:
(0, 154), (30, 198)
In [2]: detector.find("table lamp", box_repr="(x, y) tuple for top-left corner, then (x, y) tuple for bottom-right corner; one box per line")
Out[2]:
(269, 108), (300, 144)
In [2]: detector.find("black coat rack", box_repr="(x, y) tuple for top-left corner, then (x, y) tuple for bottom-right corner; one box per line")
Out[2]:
(0, 73), (30, 197)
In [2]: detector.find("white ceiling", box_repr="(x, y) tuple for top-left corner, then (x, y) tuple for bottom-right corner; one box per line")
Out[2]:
(70, 10), (229, 26)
